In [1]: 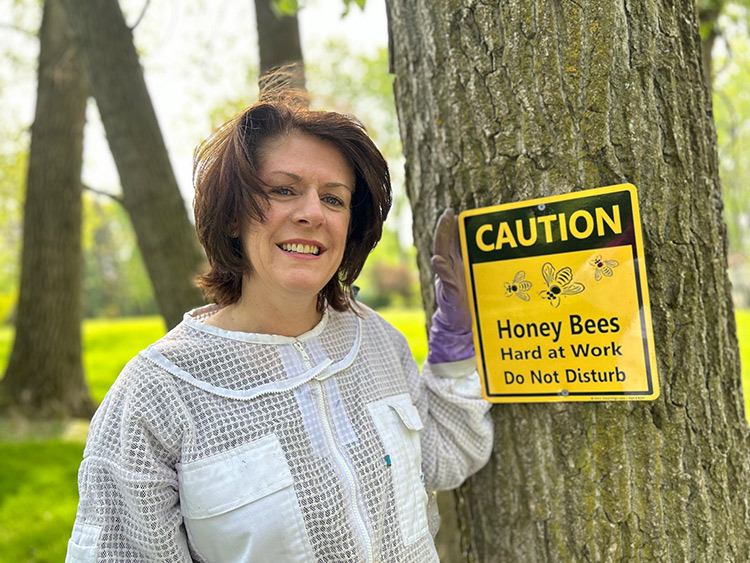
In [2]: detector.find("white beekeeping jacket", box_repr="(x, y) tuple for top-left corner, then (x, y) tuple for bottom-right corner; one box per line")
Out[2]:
(66, 303), (493, 563)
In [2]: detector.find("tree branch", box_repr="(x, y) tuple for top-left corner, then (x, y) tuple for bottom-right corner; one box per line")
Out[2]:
(130, 0), (150, 30)
(82, 183), (124, 205)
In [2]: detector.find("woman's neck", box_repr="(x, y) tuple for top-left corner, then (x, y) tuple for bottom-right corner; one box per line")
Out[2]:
(206, 291), (322, 337)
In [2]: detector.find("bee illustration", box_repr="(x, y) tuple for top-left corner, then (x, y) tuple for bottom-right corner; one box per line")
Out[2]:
(589, 255), (619, 281)
(504, 271), (532, 301)
(539, 262), (585, 308)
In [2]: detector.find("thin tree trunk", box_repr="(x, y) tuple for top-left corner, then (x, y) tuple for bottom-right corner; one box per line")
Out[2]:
(61, 0), (205, 329)
(254, 0), (306, 94)
(1, 0), (94, 418)
(388, 0), (750, 560)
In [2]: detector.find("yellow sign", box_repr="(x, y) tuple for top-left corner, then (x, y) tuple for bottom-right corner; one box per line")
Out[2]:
(458, 184), (659, 403)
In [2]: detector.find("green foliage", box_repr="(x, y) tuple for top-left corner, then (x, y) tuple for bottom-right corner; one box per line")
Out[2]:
(205, 69), (260, 131)
(0, 144), (25, 324)
(712, 5), (750, 305)
(308, 42), (401, 165)
(341, 0), (367, 16)
(713, 8), (750, 251)
(270, 0), (367, 17)
(82, 194), (158, 319)
(0, 0), (37, 325)
(356, 228), (421, 309)
(271, 0), (299, 17)
(0, 325), (12, 380)
(0, 167), (160, 324)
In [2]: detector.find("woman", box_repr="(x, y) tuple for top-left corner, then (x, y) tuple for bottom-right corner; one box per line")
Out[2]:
(66, 101), (493, 562)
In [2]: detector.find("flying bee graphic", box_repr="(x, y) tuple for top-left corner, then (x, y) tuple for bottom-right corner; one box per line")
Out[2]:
(589, 255), (619, 281)
(504, 271), (532, 301)
(539, 262), (585, 308)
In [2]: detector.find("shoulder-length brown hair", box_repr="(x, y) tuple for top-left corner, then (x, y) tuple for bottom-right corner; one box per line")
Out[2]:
(193, 101), (392, 313)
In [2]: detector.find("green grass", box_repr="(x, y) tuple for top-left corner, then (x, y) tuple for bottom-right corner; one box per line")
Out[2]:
(0, 440), (83, 562)
(380, 306), (428, 365)
(81, 316), (166, 404)
(0, 307), (747, 561)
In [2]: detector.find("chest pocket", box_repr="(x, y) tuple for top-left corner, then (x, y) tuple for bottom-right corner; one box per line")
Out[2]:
(368, 393), (429, 545)
(177, 434), (314, 563)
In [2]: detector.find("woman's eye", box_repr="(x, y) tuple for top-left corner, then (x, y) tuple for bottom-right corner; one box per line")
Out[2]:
(272, 187), (293, 196)
(322, 195), (345, 207)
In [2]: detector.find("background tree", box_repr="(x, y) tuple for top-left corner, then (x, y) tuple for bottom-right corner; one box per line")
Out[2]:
(699, 0), (727, 85)
(1, 0), (94, 418)
(697, 0), (750, 85)
(60, 0), (205, 329)
(387, 0), (750, 560)
(255, 0), (306, 92)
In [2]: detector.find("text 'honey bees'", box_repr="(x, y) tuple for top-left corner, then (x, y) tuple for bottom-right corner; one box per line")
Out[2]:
(497, 314), (621, 345)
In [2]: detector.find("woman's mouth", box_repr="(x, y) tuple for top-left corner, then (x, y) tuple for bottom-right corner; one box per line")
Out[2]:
(279, 243), (321, 256)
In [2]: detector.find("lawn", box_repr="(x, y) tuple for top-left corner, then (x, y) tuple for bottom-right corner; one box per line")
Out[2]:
(0, 308), (747, 561)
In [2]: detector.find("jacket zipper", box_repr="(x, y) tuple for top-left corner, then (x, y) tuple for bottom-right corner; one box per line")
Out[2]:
(292, 340), (374, 562)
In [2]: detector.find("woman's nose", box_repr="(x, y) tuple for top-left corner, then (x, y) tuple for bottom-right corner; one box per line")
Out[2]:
(292, 189), (324, 225)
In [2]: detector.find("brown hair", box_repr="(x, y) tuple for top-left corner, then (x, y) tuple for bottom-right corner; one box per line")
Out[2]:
(193, 100), (392, 312)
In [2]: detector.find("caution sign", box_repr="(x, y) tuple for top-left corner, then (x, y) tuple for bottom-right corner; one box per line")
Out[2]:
(458, 184), (659, 403)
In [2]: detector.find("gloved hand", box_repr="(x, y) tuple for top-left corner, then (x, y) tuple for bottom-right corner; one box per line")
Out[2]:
(427, 208), (475, 364)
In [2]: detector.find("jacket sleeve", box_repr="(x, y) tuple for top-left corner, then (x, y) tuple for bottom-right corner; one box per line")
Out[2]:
(66, 359), (194, 563)
(388, 325), (494, 492)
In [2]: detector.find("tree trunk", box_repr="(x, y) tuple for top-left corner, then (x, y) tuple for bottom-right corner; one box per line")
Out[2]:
(254, 0), (306, 97)
(1, 0), (94, 419)
(698, 6), (720, 90)
(61, 0), (205, 329)
(387, 0), (750, 560)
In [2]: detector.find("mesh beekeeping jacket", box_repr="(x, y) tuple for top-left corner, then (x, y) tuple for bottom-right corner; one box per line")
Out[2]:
(67, 304), (493, 563)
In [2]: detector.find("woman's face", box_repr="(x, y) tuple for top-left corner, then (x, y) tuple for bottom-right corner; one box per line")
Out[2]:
(240, 132), (355, 304)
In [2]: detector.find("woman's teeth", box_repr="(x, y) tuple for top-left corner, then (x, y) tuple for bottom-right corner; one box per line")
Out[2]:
(280, 243), (321, 255)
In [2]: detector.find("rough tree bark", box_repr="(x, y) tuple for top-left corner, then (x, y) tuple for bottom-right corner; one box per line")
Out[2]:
(61, 0), (205, 329)
(387, 0), (750, 560)
(1, 0), (95, 418)
(254, 0), (306, 92)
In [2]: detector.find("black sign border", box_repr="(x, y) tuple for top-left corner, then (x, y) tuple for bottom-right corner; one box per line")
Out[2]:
(463, 186), (656, 400)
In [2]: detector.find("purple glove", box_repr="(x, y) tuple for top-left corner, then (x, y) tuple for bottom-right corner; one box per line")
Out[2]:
(427, 208), (475, 364)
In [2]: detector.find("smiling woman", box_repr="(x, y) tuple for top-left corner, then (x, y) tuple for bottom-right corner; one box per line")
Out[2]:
(65, 98), (494, 563)
(214, 132), (356, 336)
(192, 102), (390, 321)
